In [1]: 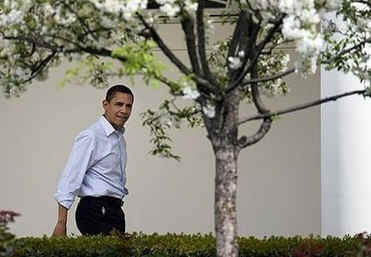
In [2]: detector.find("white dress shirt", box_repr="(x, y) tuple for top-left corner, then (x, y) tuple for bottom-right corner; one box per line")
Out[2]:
(55, 116), (128, 209)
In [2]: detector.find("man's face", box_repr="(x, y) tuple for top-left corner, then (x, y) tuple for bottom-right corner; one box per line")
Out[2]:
(103, 92), (133, 129)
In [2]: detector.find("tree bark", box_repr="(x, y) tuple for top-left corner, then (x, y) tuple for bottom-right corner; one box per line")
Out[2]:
(214, 144), (239, 257)
(208, 92), (241, 257)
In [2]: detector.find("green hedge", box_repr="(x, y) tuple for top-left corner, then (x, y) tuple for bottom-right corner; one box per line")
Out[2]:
(9, 233), (366, 257)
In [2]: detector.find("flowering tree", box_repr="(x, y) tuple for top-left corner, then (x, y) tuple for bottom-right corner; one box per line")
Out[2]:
(0, 0), (370, 257)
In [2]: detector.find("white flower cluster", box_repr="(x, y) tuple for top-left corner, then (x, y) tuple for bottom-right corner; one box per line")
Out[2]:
(183, 0), (198, 13)
(55, 7), (77, 26)
(89, 0), (148, 20)
(180, 84), (214, 118)
(228, 51), (245, 70)
(157, 0), (180, 17)
(279, 0), (332, 73)
(322, 1), (370, 85)
(89, 0), (197, 19)
(258, 51), (291, 98)
(0, 9), (23, 26)
(156, 0), (197, 17)
(245, 0), (342, 74)
(182, 86), (200, 100)
(0, 0), (32, 26)
(202, 104), (215, 118)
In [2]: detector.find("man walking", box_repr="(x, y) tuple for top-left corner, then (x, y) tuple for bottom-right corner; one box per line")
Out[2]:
(52, 84), (133, 236)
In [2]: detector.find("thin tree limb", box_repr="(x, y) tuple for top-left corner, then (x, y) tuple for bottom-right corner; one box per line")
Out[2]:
(238, 118), (272, 149)
(227, 12), (244, 62)
(30, 51), (57, 77)
(229, 12), (259, 81)
(137, 13), (215, 92)
(250, 68), (271, 114)
(239, 89), (368, 125)
(180, 14), (201, 74)
(322, 37), (371, 65)
(227, 16), (283, 95)
(196, 2), (219, 88)
(256, 16), (284, 53)
(236, 67), (273, 149)
(241, 68), (296, 87)
(137, 14), (192, 76)
(2, 34), (120, 61)
(21, 51), (57, 84)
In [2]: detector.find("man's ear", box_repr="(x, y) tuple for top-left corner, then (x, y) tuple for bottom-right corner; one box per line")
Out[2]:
(102, 100), (108, 110)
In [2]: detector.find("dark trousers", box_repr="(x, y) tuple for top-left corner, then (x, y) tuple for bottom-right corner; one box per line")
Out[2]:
(75, 196), (125, 235)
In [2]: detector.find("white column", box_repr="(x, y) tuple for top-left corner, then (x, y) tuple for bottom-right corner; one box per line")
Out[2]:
(321, 68), (371, 236)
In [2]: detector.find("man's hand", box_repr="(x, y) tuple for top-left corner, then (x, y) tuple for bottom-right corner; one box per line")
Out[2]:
(51, 203), (68, 237)
(52, 222), (67, 237)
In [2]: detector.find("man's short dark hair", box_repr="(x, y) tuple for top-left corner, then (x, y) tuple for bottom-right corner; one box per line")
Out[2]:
(106, 84), (134, 102)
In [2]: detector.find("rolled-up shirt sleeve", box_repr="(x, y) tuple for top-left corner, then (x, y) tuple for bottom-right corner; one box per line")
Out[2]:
(54, 130), (96, 209)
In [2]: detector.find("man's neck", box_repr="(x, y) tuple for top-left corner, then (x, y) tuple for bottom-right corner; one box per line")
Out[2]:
(103, 114), (123, 131)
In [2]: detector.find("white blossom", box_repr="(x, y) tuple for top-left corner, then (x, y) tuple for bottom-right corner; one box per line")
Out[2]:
(184, 0), (198, 13)
(0, 9), (24, 26)
(145, 16), (154, 25)
(55, 11), (76, 25)
(281, 54), (290, 67)
(182, 86), (200, 100)
(160, 3), (180, 17)
(42, 3), (55, 16)
(202, 104), (215, 118)
(89, 0), (148, 20)
(278, 0), (331, 74)
(295, 33), (323, 73)
(281, 16), (306, 40)
(228, 56), (242, 70)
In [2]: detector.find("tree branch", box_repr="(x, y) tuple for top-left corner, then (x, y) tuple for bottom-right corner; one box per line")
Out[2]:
(241, 68), (296, 87)
(30, 51), (57, 77)
(21, 51), (57, 84)
(239, 89), (368, 125)
(227, 12), (244, 62)
(238, 118), (272, 149)
(137, 14), (192, 76)
(180, 14), (201, 74)
(196, 2), (219, 88)
(2, 34), (122, 62)
(250, 68), (271, 114)
(229, 12), (259, 81)
(236, 67), (273, 149)
(227, 16), (283, 95)
(59, 1), (95, 38)
(322, 37), (371, 65)
(137, 13), (216, 95)
(256, 16), (284, 53)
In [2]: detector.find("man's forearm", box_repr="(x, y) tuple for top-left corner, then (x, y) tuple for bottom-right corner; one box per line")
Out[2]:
(52, 203), (68, 237)
(57, 203), (68, 225)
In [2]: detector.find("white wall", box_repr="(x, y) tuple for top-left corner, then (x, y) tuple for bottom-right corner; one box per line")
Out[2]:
(321, 69), (371, 236)
(0, 23), (321, 238)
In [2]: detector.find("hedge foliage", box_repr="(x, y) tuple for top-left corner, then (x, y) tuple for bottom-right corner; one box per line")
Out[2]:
(7, 232), (368, 257)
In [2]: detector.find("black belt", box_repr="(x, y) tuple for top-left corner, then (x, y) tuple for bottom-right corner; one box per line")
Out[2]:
(83, 196), (123, 207)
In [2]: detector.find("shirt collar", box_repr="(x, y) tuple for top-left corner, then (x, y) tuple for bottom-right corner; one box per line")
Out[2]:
(99, 116), (125, 136)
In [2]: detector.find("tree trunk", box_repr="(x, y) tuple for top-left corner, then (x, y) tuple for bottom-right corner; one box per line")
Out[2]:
(214, 144), (239, 257)
(205, 92), (241, 257)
